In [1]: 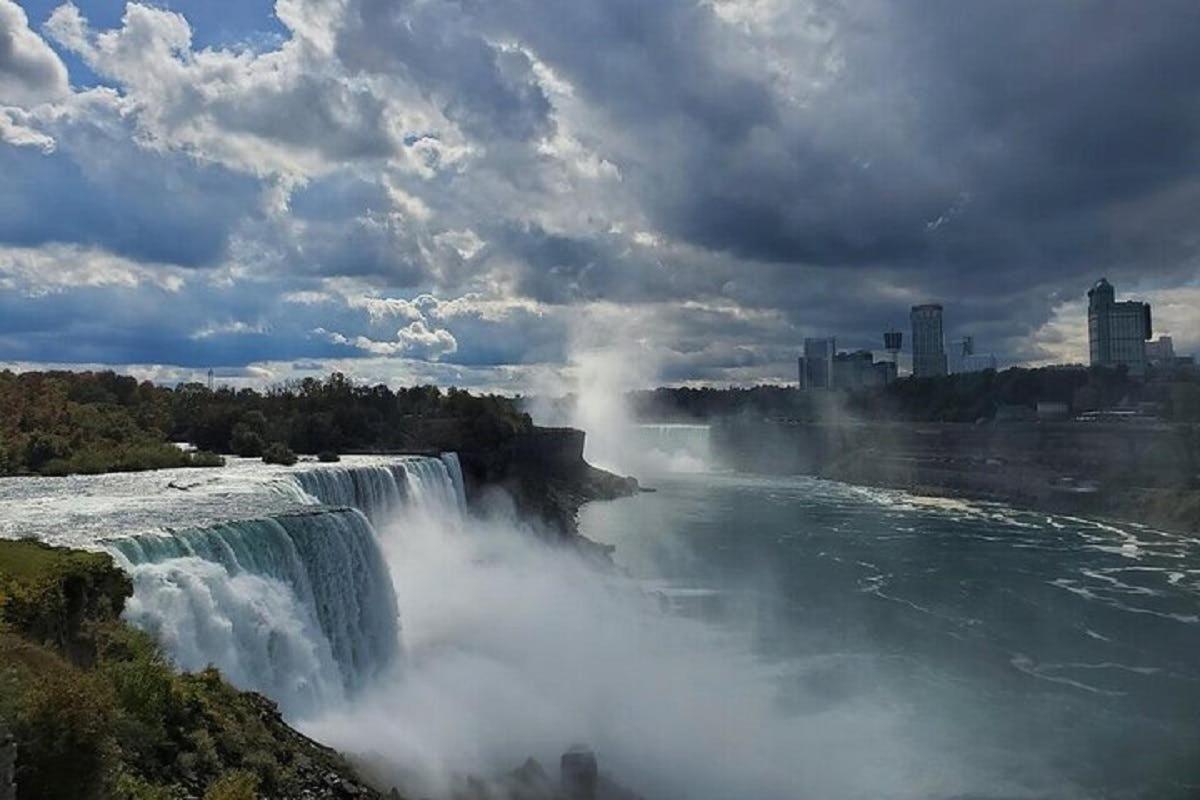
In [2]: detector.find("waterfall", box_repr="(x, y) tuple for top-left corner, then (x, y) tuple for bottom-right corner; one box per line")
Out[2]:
(285, 456), (465, 522)
(632, 424), (712, 474)
(102, 454), (466, 717)
(440, 452), (468, 511)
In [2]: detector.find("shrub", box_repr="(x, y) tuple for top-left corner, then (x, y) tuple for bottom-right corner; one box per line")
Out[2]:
(317, 450), (341, 463)
(188, 450), (225, 468)
(261, 442), (298, 466)
(114, 444), (193, 472)
(13, 669), (116, 799)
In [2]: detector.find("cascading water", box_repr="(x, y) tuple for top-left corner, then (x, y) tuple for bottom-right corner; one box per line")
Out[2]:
(97, 455), (467, 717)
(285, 455), (466, 521)
(629, 423), (712, 474)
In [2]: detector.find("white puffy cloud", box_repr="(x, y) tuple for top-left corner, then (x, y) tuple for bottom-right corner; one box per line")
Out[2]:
(317, 318), (458, 361)
(395, 319), (458, 360)
(0, 107), (56, 150)
(43, 2), (410, 179)
(0, 0), (69, 106)
(0, 243), (186, 295)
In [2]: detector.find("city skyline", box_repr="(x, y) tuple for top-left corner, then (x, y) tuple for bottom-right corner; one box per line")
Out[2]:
(1, 1), (1199, 391)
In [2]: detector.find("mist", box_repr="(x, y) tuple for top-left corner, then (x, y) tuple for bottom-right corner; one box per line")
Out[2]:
(295, 351), (1033, 800)
(298, 484), (992, 800)
(524, 342), (715, 479)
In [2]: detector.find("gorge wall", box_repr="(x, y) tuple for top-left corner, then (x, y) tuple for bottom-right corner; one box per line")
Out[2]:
(712, 418), (1200, 533)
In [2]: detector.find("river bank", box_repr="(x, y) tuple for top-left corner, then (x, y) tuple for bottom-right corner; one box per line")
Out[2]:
(710, 417), (1200, 535)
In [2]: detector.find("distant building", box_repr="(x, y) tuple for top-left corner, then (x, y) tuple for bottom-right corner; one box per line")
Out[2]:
(1087, 278), (1151, 376)
(949, 352), (999, 375)
(1146, 335), (1175, 365)
(945, 335), (996, 374)
(910, 304), (947, 378)
(833, 350), (884, 389)
(799, 340), (896, 390)
(874, 360), (898, 385)
(798, 337), (836, 390)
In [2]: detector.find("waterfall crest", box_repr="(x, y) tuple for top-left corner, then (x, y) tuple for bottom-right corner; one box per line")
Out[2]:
(104, 454), (465, 717)
(285, 456), (465, 522)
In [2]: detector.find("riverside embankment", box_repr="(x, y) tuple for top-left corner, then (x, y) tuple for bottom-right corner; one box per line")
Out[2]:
(712, 417), (1200, 534)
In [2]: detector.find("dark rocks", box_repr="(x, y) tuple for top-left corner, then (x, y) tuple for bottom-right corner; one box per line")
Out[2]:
(0, 723), (14, 800)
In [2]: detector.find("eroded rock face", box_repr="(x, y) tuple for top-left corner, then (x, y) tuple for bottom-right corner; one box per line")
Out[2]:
(0, 723), (15, 800)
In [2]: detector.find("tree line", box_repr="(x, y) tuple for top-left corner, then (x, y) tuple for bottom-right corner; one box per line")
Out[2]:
(0, 370), (530, 477)
(630, 365), (1200, 423)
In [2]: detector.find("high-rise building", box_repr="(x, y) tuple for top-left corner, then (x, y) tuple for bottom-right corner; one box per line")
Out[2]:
(910, 304), (947, 378)
(1146, 335), (1175, 365)
(832, 350), (877, 389)
(1087, 278), (1151, 376)
(798, 337), (836, 389)
(947, 335), (998, 374)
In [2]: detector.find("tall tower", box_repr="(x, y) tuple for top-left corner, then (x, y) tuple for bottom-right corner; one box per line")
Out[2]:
(207, 368), (214, 392)
(799, 337), (836, 390)
(1087, 278), (1151, 375)
(910, 304), (947, 378)
(1087, 278), (1115, 367)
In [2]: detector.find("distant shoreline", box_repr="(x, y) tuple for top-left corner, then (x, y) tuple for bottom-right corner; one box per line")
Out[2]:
(709, 417), (1200, 536)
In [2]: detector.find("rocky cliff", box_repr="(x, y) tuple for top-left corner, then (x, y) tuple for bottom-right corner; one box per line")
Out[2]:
(0, 539), (385, 800)
(358, 423), (639, 540)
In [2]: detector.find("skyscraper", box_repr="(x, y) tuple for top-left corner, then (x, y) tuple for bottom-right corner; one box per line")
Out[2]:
(910, 304), (947, 378)
(1087, 278), (1151, 376)
(798, 337), (836, 389)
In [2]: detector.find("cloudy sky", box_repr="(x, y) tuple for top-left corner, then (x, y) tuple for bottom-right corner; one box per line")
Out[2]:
(1, 0), (1198, 390)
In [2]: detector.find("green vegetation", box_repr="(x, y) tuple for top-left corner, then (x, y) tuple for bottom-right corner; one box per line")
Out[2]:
(261, 443), (298, 466)
(0, 369), (530, 477)
(0, 372), (222, 477)
(0, 539), (380, 799)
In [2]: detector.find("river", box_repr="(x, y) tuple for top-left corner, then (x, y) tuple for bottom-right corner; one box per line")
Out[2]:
(1, 442), (1198, 798)
(577, 427), (1200, 799)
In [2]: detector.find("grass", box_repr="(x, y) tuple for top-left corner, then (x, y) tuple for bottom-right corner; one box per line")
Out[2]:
(0, 539), (111, 583)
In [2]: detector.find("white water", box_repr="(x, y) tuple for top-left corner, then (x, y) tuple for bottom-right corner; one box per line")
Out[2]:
(302, 494), (926, 800)
(0, 456), (465, 718)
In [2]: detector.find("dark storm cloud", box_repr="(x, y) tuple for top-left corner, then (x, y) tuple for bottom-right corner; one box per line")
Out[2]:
(4, 0), (1200, 380)
(316, 0), (1200, 370)
(0, 112), (260, 267)
(337, 0), (553, 142)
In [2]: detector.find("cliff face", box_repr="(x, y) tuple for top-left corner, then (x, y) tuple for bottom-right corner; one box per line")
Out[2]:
(391, 423), (638, 539)
(712, 418), (1200, 533)
(0, 540), (384, 800)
